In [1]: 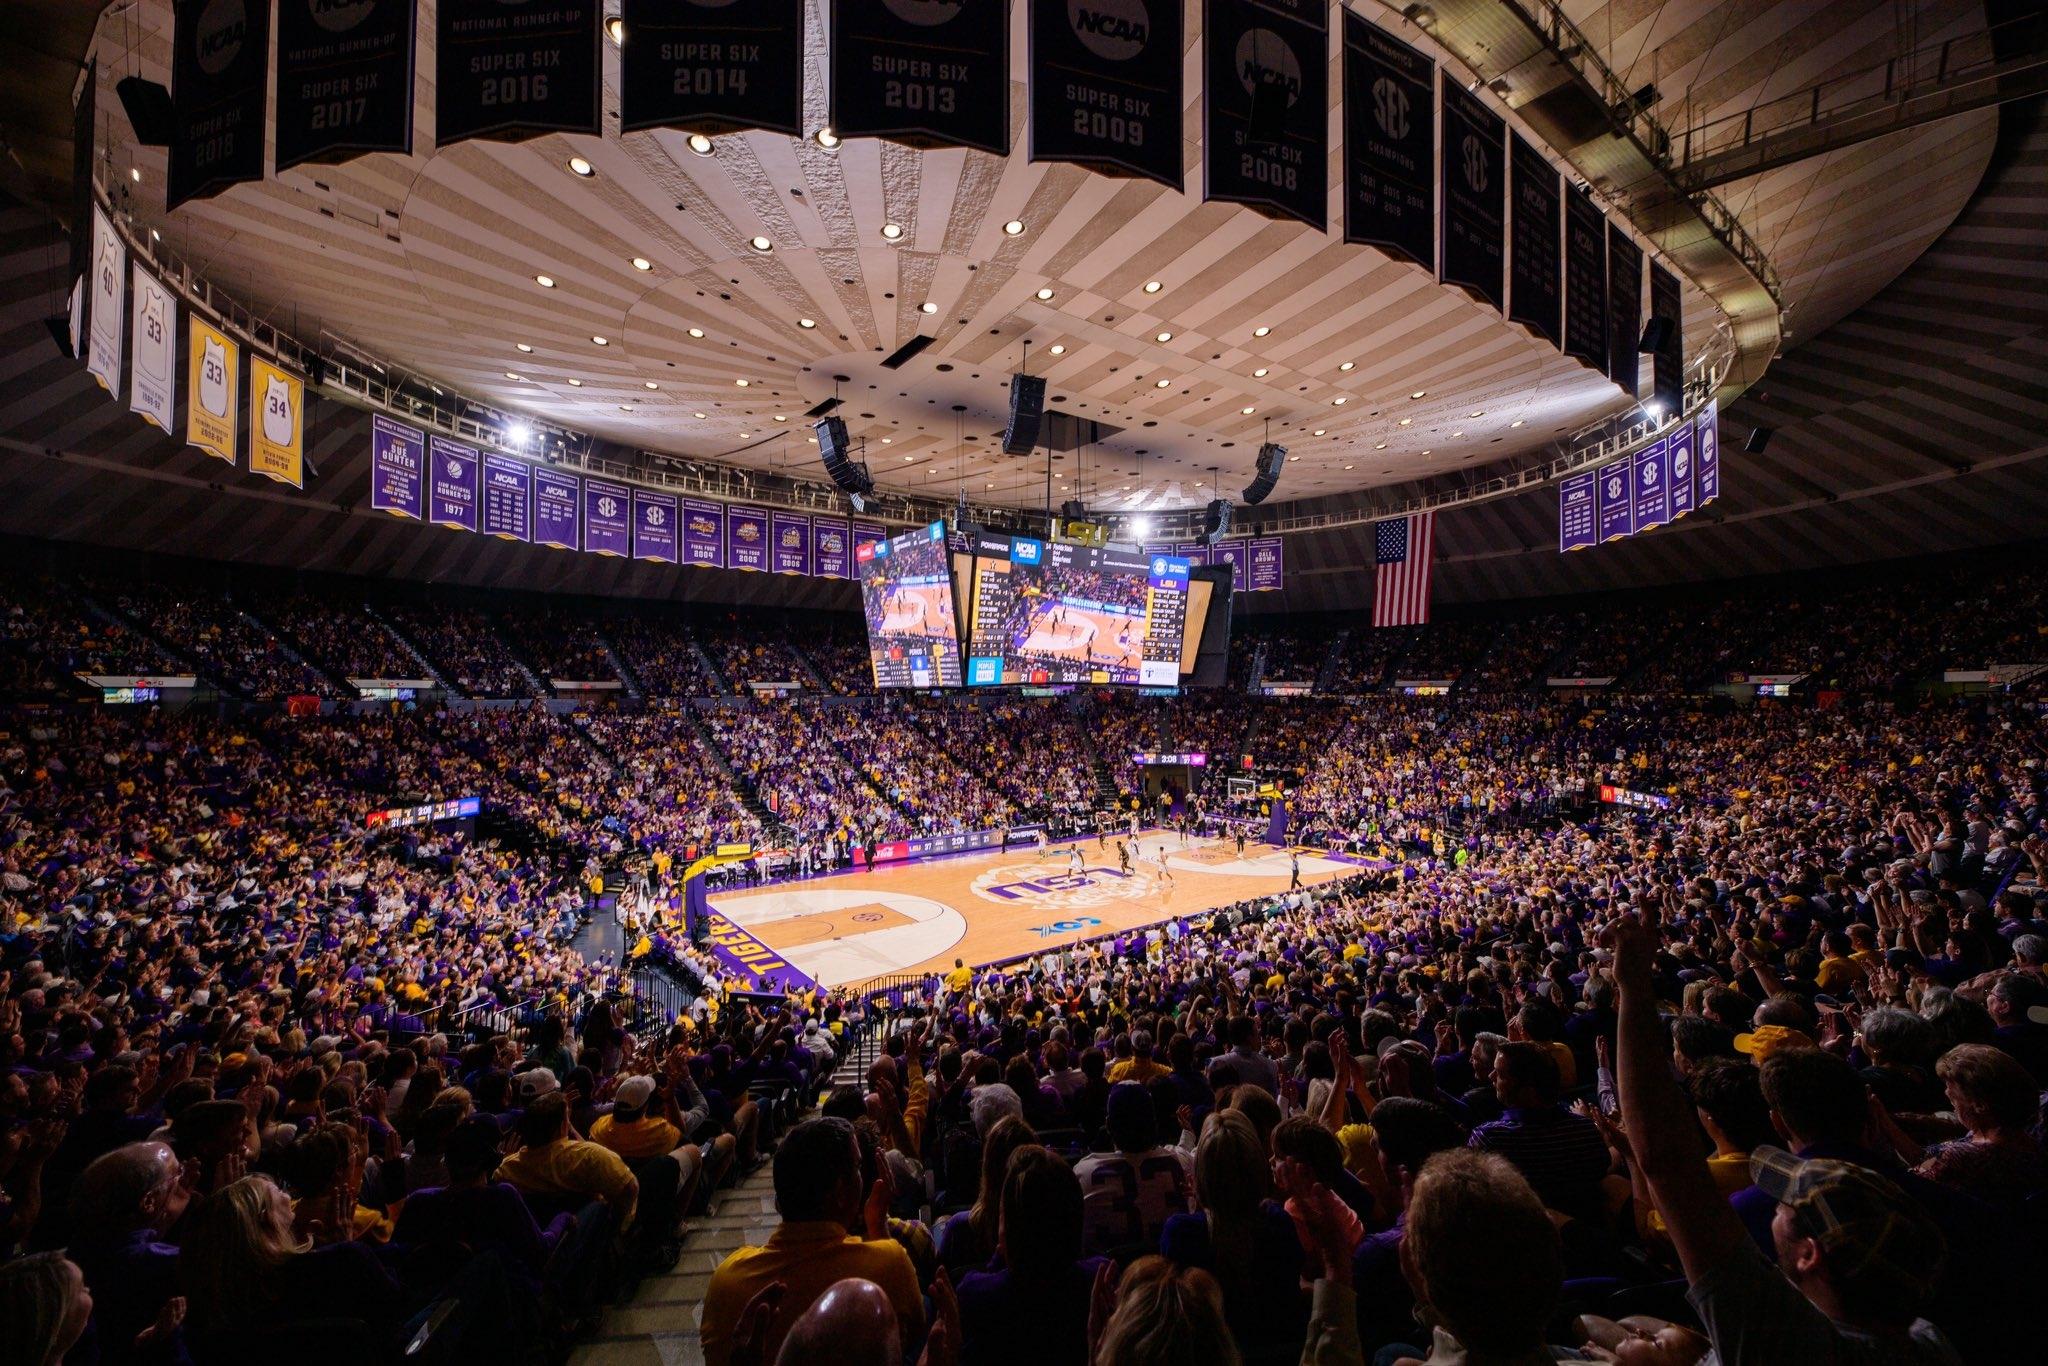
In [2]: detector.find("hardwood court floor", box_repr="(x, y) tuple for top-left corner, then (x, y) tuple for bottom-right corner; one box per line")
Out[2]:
(706, 832), (1354, 987)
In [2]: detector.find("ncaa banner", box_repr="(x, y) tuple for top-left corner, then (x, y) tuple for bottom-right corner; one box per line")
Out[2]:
(1557, 470), (1596, 552)
(633, 488), (679, 563)
(830, 0), (1009, 156)
(169, 0), (272, 210)
(481, 451), (532, 540)
(1203, 0), (1328, 230)
(436, 0), (601, 146)
(726, 505), (769, 570)
(185, 317), (240, 465)
(584, 478), (631, 555)
(1213, 539), (1248, 592)
(428, 436), (480, 530)
(683, 498), (725, 568)
(1508, 132), (1562, 348)
(1439, 80), (1505, 313)
(369, 414), (424, 518)
(620, 0), (802, 136)
(812, 515), (851, 578)
(1248, 536), (1283, 591)
(275, 0), (417, 170)
(1562, 183), (1606, 372)
(1029, 0), (1184, 189)
(1174, 541), (1212, 566)
(248, 358), (305, 488)
(1596, 457), (1633, 542)
(1342, 12), (1433, 272)
(1631, 437), (1670, 533)
(87, 207), (125, 395)
(852, 520), (886, 557)
(1695, 400), (1721, 506)
(1648, 260), (1683, 418)
(128, 264), (178, 431)
(1607, 223), (1643, 396)
(1666, 420), (1697, 521)
(772, 511), (811, 574)
(534, 468), (580, 549)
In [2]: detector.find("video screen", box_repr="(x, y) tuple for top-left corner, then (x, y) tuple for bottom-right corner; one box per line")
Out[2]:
(857, 521), (964, 688)
(965, 532), (1189, 686)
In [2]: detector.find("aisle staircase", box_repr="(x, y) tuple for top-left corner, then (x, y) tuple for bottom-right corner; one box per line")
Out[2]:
(1312, 628), (1351, 694)
(600, 629), (645, 700)
(361, 602), (456, 693)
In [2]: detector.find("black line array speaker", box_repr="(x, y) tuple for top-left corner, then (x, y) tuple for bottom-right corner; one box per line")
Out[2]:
(1637, 316), (1673, 354)
(117, 77), (176, 148)
(1202, 498), (1233, 545)
(1003, 374), (1046, 454)
(1242, 442), (1287, 505)
(816, 417), (872, 496)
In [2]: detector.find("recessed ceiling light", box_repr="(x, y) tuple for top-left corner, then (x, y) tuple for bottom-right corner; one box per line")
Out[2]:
(1375, 442), (1388, 449)
(687, 133), (715, 156)
(644, 381), (659, 390)
(605, 16), (624, 44)
(504, 371), (522, 380)
(1253, 367), (1269, 377)
(535, 275), (555, 288)
(1421, 450), (1432, 456)
(150, 228), (160, 241)
(798, 317), (816, 328)
(1143, 280), (1162, 293)
(515, 343), (533, 353)
(1156, 331), (1173, 342)
(693, 411), (707, 418)
(1312, 428), (1326, 436)
(1241, 406), (1255, 415)
(567, 379), (583, 387)
(130, 167), (141, 182)
(1155, 379), (1171, 388)
(687, 327), (705, 338)
(815, 127), (841, 149)
(747, 235), (773, 252)
(881, 436), (891, 443)
(774, 415), (787, 422)
(568, 156), (595, 177)
(880, 222), (904, 241)
(620, 404), (635, 412)
(1451, 431), (1463, 438)
(631, 256), (652, 271)
(1510, 419), (1525, 428)
(1003, 219), (1025, 236)
(1288, 455), (1299, 462)
(1343, 464), (1355, 470)
(1332, 397), (1348, 405)
(1253, 325), (1271, 337)
(1036, 287), (1055, 300)
(903, 454), (913, 461)
(591, 335), (609, 346)
(735, 378), (750, 387)
(1339, 361), (1355, 372)
(738, 432), (749, 438)
(919, 302), (938, 314)
(1048, 344), (1066, 356)
(1410, 390), (1427, 399)
(986, 482), (994, 488)
(1469, 409), (1484, 417)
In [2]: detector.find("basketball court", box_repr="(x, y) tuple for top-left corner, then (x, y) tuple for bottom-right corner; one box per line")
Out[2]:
(704, 832), (1357, 987)
(876, 584), (953, 637)
(1014, 602), (1144, 674)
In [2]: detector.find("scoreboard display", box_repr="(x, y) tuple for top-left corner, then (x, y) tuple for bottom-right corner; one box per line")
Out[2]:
(857, 521), (964, 688)
(966, 531), (1190, 686)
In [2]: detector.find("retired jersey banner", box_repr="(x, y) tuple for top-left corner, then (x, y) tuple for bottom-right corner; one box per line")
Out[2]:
(771, 511), (811, 574)
(620, 0), (802, 135)
(1558, 470), (1596, 552)
(1248, 537), (1283, 591)
(726, 505), (769, 570)
(435, 0), (601, 146)
(429, 436), (479, 530)
(275, 0), (417, 170)
(1695, 400), (1721, 506)
(584, 478), (631, 556)
(534, 468), (580, 549)
(1342, 12), (1433, 271)
(812, 515), (851, 579)
(1666, 420), (1697, 521)
(1649, 259), (1683, 418)
(1439, 80), (1505, 313)
(681, 498), (724, 568)
(370, 414), (424, 519)
(1597, 458), (1633, 542)
(1213, 540), (1248, 591)
(481, 452), (532, 540)
(185, 318), (239, 465)
(830, 0), (1008, 155)
(169, 0), (272, 209)
(1028, 0), (1184, 189)
(1563, 183), (1606, 372)
(633, 488), (678, 563)
(1607, 223), (1643, 395)
(87, 207), (125, 395)
(1632, 437), (1670, 533)
(248, 358), (305, 488)
(129, 264), (178, 431)
(1204, 0), (1328, 229)
(1508, 132), (1561, 347)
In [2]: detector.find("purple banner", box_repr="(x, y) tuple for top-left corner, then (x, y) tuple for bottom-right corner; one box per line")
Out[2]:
(1248, 537), (1284, 591)
(812, 516), (850, 578)
(370, 415), (424, 520)
(1597, 459), (1634, 542)
(1558, 471), (1597, 552)
(683, 499), (724, 568)
(772, 511), (811, 575)
(852, 521), (885, 557)
(727, 506), (769, 571)
(480, 453), (532, 541)
(1666, 421), (1697, 521)
(1174, 542), (1212, 566)
(534, 469), (579, 550)
(584, 478), (631, 556)
(1142, 543), (1173, 561)
(428, 436), (479, 532)
(633, 488), (678, 563)
(1695, 400), (1720, 506)
(1213, 540), (1248, 591)
(1632, 438), (1670, 533)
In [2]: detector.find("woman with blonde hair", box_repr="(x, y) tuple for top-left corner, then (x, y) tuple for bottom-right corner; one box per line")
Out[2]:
(1158, 1110), (1304, 1352)
(0, 1252), (94, 1366)
(1093, 1256), (1239, 1366)
(180, 1174), (406, 1343)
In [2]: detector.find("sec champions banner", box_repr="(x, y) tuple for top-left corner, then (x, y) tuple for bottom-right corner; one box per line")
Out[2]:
(128, 264), (178, 432)
(185, 317), (239, 465)
(248, 357), (305, 488)
(87, 207), (125, 396)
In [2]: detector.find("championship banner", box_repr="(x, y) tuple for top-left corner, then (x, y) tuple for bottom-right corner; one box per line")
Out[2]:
(830, 0), (1008, 155)
(583, 478), (631, 556)
(1214, 539), (1248, 591)
(852, 520), (886, 557)
(248, 358), (305, 487)
(1174, 541), (1212, 566)
(534, 468), (580, 549)
(70, 57), (94, 288)
(128, 263), (177, 431)
(726, 505), (769, 570)
(1439, 80), (1505, 313)
(428, 435), (479, 530)
(683, 498), (725, 568)
(87, 207), (125, 395)
(1248, 536), (1284, 591)
(812, 515), (850, 578)
(275, 0), (417, 170)
(1648, 260), (1683, 418)
(435, 0), (601, 146)
(1596, 458), (1633, 542)
(633, 488), (679, 563)
(481, 452), (532, 541)
(1607, 223), (1643, 396)
(1203, 0), (1328, 229)
(620, 0), (802, 135)
(1508, 132), (1561, 347)
(1342, 12), (1433, 271)
(169, 0), (272, 209)
(1558, 470), (1596, 552)
(1666, 420), (1697, 521)
(1695, 400), (1721, 506)
(369, 414), (424, 518)
(185, 317), (239, 465)
(771, 510), (811, 575)
(1562, 183), (1606, 371)
(1631, 437), (1670, 533)
(1028, 0), (1184, 189)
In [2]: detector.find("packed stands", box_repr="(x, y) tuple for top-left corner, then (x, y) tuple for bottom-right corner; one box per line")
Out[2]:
(383, 603), (540, 698)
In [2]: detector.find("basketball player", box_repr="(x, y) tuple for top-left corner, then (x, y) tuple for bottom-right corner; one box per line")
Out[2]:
(1289, 850), (1302, 891)
(1235, 825), (1247, 858)
(1153, 844), (1174, 885)
(1117, 840), (1131, 874)
(1036, 827), (1050, 860)
(1068, 845), (1084, 877)
(1096, 816), (1107, 850)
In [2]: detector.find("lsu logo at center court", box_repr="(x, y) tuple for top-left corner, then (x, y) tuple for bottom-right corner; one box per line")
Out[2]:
(972, 863), (1157, 910)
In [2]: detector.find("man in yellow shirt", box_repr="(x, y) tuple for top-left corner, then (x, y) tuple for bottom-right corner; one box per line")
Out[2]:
(942, 957), (973, 996)
(699, 1117), (925, 1366)
(590, 1072), (738, 1231)
(1106, 1029), (1169, 1085)
(499, 1092), (640, 1229)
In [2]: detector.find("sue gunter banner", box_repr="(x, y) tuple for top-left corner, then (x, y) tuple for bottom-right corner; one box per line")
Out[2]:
(248, 357), (306, 488)
(186, 317), (239, 465)
(87, 207), (125, 396)
(370, 414), (425, 518)
(129, 264), (178, 432)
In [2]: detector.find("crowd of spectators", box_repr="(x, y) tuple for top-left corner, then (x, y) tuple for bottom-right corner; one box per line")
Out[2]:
(111, 583), (336, 700)
(494, 606), (621, 685)
(383, 605), (539, 699)
(578, 710), (762, 856)
(606, 615), (727, 698)
(0, 576), (181, 700)
(236, 589), (422, 685)
(702, 701), (911, 846)
(697, 618), (816, 692)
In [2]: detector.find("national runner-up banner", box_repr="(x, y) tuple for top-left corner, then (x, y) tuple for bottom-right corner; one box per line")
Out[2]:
(1665, 421), (1697, 521)
(435, 0), (601, 146)
(619, 0), (802, 136)
(429, 436), (479, 530)
(1213, 540), (1248, 591)
(481, 452), (532, 540)
(812, 515), (850, 579)
(771, 511), (811, 574)
(186, 317), (239, 465)
(1632, 437), (1670, 533)
(1695, 400), (1721, 506)
(633, 488), (678, 562)
(1563, 184), (1606, 372)
(275, 0), (418, 170)
(1203, 0), (1329, 230)
(584, 478), (631, 555)
(128, 264), (177, 431)
(830, 0), (1008, 155)
(87, 207), (125, 395)
(726, 506), (769, 570)
(1028, 0), (1184, 189)
(1558, 470), (1596, 552)
(1596, 458), (1633, 542)
(682, 498), (724, 568)
(370, 414), (424, 518)
(248, 358), (305, 487)
(534, 468), (580, 549)
(1248, 537), (1283, 591)
(1342, 11), (1434, 271)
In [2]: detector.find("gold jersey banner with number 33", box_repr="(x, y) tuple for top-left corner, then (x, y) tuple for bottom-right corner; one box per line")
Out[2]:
(185, 318), (238, 465)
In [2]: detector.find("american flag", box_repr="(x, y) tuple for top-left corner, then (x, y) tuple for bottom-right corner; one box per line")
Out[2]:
(1372, 512), (1435, 627)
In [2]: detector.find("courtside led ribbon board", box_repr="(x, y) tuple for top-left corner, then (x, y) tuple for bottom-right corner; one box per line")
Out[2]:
(633, 487), (679, 563)
(128, 264), (177, 432)
(830, 0), (1009, 155)
(435, 0), (600, 146)
(1028, 0), (1185, 190)
(87, 206), (125, 396)
(370, 414), (425, 519)
(1203, 0), (1329, 230)
(428, 435), (480, 531)
(1558, 471), (1596, 552)
(169, 0), (272, 209)
(619, 0), (802, 136)
(185, 317), (239, 465)
(1342, 11), (1434, 272)
(534, 468), (580, 549)
(274, 0), (417, 170)
(481, 451), (533, 541)
(248, 357), (306, 488)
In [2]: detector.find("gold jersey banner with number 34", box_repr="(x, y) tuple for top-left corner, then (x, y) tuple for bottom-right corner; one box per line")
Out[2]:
(185, 317), (238, 465)
(249, 356), (305, 489)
